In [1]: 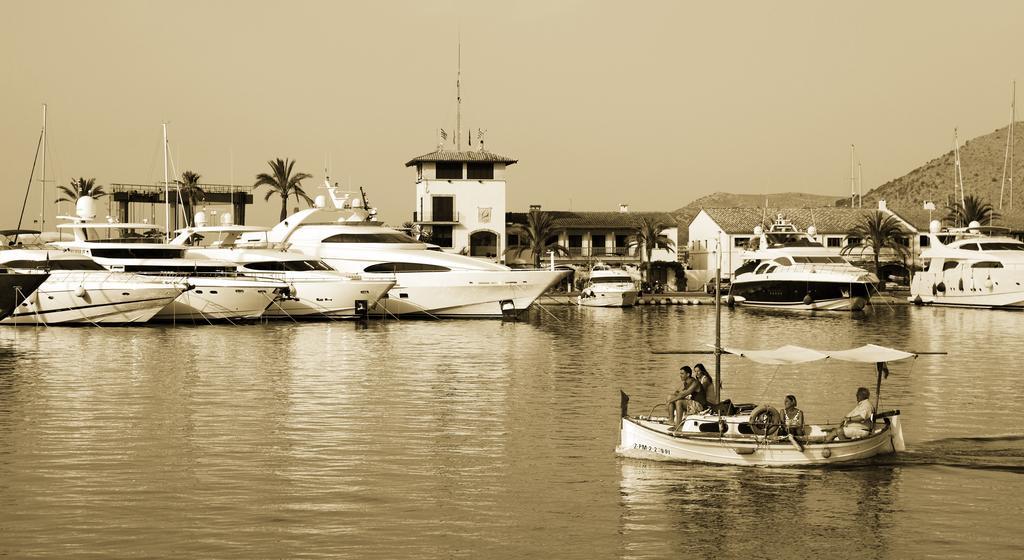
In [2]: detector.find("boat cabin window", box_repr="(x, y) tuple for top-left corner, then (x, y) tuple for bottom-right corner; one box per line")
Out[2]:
(321, 233), (420, 244)
(942, 261), (960, 271)
(792, 256), (847, 264)
(961, 243), (980, 251)
(123, 264), (235, 274)
(2, 259), (106, 271)
(734, 261), (759, 275)
(363, 262), (451, 273)
(89, 248), (185, 259)
(754, 262), (772, 274)
(979, 242), (1024, 251)
(773, 257), (794, 266)
(765, 233), (821, 248)
(972, 261), (1004, 269)
(590, 276), (632, 284)
(244, 260), (333, 272)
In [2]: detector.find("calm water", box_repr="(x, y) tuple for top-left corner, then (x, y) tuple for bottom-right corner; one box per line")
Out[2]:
(1, 305), (1023, 559)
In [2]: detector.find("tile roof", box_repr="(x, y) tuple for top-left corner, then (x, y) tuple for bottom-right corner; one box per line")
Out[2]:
(697, 207), (906, 235)
(886, 202), (1024, 232)
(506, 211), (678, 229)
(405, 149), (518, 166)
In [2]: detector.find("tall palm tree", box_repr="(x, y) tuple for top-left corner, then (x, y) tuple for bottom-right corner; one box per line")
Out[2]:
(509, 210), (569, 268)
(254, 158), (314, 221)
(55, 177), (106, 204)
(177, 170), (206, 226)
(840, 211), (910, 277)
(945, 194), (1000, 227)
(627, 215), (676, 284)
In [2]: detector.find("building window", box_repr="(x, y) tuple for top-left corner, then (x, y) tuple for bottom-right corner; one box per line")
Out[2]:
(827, 237), (842, 248)
(467, 162), (494, 180)
(568, 234), (582, 256)
(614, 234), (629, 255)
(507, 233), (521, 247)
(592, 234), (607, 256)
(920, 235), (930, 248)
(469, 231), (498, 257)
(897, 236), (910, 247)
(733, 236), (750, 247)
(431, 225), (454, 248)
(846, 237), (862, 247)
(432, 196), (454, 222)
(436, 162), (463, 180)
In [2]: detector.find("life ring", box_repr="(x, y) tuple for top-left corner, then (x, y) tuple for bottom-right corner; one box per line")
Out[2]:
(748, 404), (781, 436)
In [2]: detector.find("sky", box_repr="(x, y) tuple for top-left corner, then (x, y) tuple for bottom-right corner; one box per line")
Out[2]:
(2, 0), (1023, 229)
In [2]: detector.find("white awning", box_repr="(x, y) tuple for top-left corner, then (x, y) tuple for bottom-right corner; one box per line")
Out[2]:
(723, 343), (916, 365)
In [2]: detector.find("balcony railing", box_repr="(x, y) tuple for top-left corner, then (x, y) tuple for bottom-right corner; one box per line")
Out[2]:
(413, 211), (461, 224)
(565, 247), (635, 258)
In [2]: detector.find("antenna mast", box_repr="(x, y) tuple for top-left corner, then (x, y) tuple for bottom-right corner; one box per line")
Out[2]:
(163, 123), (170, 242)
(456, 38), (462, 151)
(40, 104), (47, 231)
(858, 161), (863, 208)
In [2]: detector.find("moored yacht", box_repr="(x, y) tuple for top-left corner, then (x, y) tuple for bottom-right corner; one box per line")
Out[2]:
(169, 223), (395, 318)
(0, 232), (185, 324)
(729, 215), (876, 311)
(578, 263), (638, 307)
(910, 221), (1024, 308)
(53, 221), (287, 321)
(243, 190), (567, 318)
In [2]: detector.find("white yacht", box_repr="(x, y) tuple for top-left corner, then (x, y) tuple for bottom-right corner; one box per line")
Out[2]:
(242, 191), (567, 318)
(0, 234), (185, 325)
(729, 215), (877, 311)
(910, 221), (1024, 308)
(54, 221), (287, 322)
(578, 264), (638, 307)
(169, 224), (395, 318)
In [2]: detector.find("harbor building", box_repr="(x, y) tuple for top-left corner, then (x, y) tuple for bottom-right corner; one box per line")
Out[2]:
(407, 136), (514, 259)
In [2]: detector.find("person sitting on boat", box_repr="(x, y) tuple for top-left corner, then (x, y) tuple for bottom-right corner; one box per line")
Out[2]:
(781, 395), (805, 451)
(694, 363), (718, 406)
(667, 366), (707, 430)
(824, 387), (875, 442)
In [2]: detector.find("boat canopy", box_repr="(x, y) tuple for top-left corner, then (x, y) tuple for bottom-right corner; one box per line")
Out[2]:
(723, 344), (916, 365)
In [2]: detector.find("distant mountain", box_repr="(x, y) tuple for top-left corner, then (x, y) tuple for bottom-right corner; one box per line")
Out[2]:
(853, 122), (1022, 209)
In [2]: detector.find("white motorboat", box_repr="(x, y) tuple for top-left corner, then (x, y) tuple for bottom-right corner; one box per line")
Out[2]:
(243, 189), (567, 318)
(0, 242), (185, 325)
(54, 221), (287, 322)
(169, 225), (395, 318)
(910, 221), (1024, 309)
(729, 215), (876, 311)
(577, 263), (638, 307)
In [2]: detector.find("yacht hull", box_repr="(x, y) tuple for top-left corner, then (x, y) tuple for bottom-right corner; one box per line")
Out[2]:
(617, 415), (902, 467)
(2, 272), (183, 325)
(363, 269), (566, 318)
(910, 270), (1024, 308)
(0, 272), (49, 321)
(263, 278), (394, 318)
(729, 279), (872, 311)
(154, 277), (284, 321)
(578, 290), (639, 307)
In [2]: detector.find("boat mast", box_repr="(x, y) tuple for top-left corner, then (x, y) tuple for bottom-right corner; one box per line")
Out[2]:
(40, 103), (47, 231)
(714, 237), (722, 399)
(850, 144), (856, 208)
(163, 122), (169, 242)
(1000, 81), (1016, 211)
(953, 128), (966, 225)
(455, 38), (462, 151)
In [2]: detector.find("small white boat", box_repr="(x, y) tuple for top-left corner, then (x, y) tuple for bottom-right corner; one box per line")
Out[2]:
(169, 225), (395, 319)
(0, 247), (185, 325)
(578, 264), (638, 307)
(910, 221), (1024, 309)
(618, 344), (913, 466)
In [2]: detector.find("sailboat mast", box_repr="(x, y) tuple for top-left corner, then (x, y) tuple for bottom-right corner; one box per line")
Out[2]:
(953, 128), (966, 223)
(163, 123), (169, 242)
(850, 144), (856, 207)
(40, 103), (47, 231)
(1012, 81), (1016, 210)
(455, 40), (462, 151)
(714, 237), (722, 399)
(858, 161), (863, 208)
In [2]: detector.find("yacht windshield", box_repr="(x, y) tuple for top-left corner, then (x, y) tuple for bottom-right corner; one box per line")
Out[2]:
(322, 233), (419, 244)
(765, 233), (822, 247)
(364, 262), (451, 273)
(792, 256), (848, 264)
(591, 277), (632, 284)
(244, 260), (333, 272)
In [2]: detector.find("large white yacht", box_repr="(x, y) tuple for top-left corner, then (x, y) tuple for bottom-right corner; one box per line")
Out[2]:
(578, 263), (638, 307)
(243, 190), (567, 318)
(169, 223), (395, 318)
(53, 219), (287, 322)
(910, 221), (1024, 308)
(0, 233), (185, 325)
(729, 215), (877, 311)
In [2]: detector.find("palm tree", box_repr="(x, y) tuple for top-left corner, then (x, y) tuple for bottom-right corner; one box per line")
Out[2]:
(55, 177), (106, 204)
(254, 158), (314, 221)
(945, 194), (1000, 227)
(177, 170), (206, 226)
(840, 211), (910, 278)
(627, 215), (676, 285)
(508, 209), (569, 268)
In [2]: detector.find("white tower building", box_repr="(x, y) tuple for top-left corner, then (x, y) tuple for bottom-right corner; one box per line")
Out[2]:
(407, 137), (516, 261)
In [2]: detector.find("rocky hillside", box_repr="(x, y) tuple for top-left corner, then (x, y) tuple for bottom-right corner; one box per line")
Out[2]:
(852, 122), (1023, 209)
